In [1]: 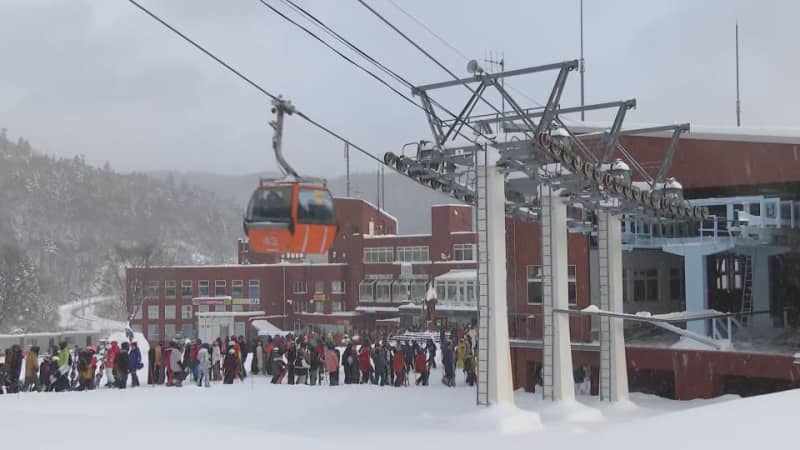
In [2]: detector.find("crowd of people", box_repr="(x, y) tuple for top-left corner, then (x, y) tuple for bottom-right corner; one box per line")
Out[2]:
(1, 327), (480, 393)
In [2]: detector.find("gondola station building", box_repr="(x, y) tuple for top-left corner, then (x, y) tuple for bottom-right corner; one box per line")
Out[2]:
(128, 126), (800, 399)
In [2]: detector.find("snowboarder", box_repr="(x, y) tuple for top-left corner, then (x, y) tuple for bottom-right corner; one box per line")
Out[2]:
(325, 345), (339, 386)
(358, 341), (372, 384)
(372, 345), (387, 386)
(115, 342), (131, 388)
(211, 339), (222, 381)
(223, 347), (237, 384)
(23, 346), (39, 391)
(128, 341), (142, 387)
(197, 344), (210, 387)
(270, 346), (285, 384)
(103, 341), (119, 388)
(392, 344), (405, 387)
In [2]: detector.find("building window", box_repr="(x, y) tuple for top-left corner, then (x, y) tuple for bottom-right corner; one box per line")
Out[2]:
(293, 281), (307, 294)
(197, 305), (210, 313)
(131, 324), (143, 333)
(147, 324), (160, 340)
(375, 280), (392, 303)
(331, 280), (344, 294)
(165, 280), (177, 299)
(314, 301), (325, 313)
(568, 265), (577, 306)
(199, 280), (210, 297)
(232, 280), (244, 298)
(181, 280), (193, 299)
(181, 324), (194, 340)
(363, 247), (393, 264)
(359, 280), (375, 301)
(234, 322), (246, 338)
(293, 300), (308, 313)
(231, 304), (244, 313)
(212, 305), (225, 313)
(164, 305), (176, 320)
(215, 280), (226, 296)
(249, 280), (261, 299)
(181, 305), (192, 320)
(670, 268), (684, 301)
(633, 269), (659, 302)
(147, 305), (160, 320)
(131, 306), (143, 320)
(527, 265), (543, 304)
(164, 324), (176, 339)
(453, 243), (475, 261)
(396, 246), (429, 263)
(332, 301), (343, 312)
(146, 281), (159, 299)
(623, 270), (630, 303)
(315, 280), (325, 293)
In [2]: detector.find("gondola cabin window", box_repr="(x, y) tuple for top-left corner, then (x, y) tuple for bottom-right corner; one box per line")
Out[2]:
(247, 186), (293, 223)
(297, 188), (335, 224)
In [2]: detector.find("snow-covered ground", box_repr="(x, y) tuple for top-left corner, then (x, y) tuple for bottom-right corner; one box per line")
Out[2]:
(1, 369), (796, 449)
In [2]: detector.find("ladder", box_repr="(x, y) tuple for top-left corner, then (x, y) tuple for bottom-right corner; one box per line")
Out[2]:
(740, 256), (753, 327)
(475, 151), (490, 406)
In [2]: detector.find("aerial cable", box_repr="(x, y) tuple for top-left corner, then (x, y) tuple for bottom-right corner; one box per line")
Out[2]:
(264, 0), (494, 144)
(127, 0), (386, 167)
(356, 0), (504, 117)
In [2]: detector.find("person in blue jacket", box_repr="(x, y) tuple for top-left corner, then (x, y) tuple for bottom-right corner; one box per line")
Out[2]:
(128, 341), (142, 387)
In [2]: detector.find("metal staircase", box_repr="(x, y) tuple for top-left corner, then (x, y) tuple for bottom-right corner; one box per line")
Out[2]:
(740, 256), (754, 327)
(475, 153), (490, 406)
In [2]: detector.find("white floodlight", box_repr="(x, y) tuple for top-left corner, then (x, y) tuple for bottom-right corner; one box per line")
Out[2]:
(467, 59), (484, 74)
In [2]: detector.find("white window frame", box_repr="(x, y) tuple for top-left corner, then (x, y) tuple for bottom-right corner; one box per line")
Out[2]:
(181, 280), (193, 299)
(164, 305), (176, 320)
(396, 246), (429, 263)
(164, 324), (176, 339)
(331, 300), (343, 312)
(293, 281), (307, 294)
(359, 280), (375, 302)
(249, 280), (261, 299)
(315, 280), (325, 294)
(231, 280), (244, 298)
(331, 280), (344, 294)
(198, 280), (210, 297)
(363, 246), (393, 264)
(375, 280), (392, 303)
(633, 269), (659, 303)
(526, 265), (543, 305)
(181, 305), (193, 320)
(197, 305), (210, 313)
(147, 305), (160, 320)
(147, 324), (160, 340)
(214, 280), (226, 297)
(146, 281), (159, 299)
(453, 243), (476, 261)
(165, 280), (177, 299)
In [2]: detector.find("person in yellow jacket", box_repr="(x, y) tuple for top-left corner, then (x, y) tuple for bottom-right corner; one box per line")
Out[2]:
(23, 346), (39, 391)
(455, 339), (466, 370)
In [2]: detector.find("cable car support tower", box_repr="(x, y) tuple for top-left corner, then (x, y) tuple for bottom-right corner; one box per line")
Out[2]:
(384, 59), (703, 406)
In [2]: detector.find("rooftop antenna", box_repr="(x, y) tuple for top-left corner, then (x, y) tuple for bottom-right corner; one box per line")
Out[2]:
(485, 51), (505, 135)
(580, 0), (585, 121)
(735, 22), (741, 127)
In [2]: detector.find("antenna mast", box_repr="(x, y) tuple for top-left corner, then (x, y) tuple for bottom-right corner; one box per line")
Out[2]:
(735, 22), (741, 127)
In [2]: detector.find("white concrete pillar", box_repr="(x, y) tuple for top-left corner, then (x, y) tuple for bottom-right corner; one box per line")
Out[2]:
(541, 185), (575, 401)
(487, 163), (514, 405)
(597, 212), (628, 402)
(683, 251), (709, 335)
(475, 149), (514, 406)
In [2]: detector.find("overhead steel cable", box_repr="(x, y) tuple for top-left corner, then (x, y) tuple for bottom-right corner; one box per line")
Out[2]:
(127, 0), (386, 167)
(356, 0), (504, 117)
(266, 0), (494, 144)
(255, 0), (419, 110)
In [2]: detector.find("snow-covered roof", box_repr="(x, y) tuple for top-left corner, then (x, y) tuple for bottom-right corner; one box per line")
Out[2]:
(432, 203), (472, 209)
(251, 319), (287, 336)
(376, 317), (401, 323)
(355, 306), (400, 313)
(573, 121), (800, 145)
(195, 311), (265, 318)
(146, 262), (347, 269)
(192, 296), (232, 301)
(435, 269), (477, 282)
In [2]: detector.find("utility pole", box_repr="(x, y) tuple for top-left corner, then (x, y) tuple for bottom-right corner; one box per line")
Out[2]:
(736, 22), (741, 127)
(580, 0), (585, 121)
(345, 142), (351, 197)
(485, 51), (505, 135)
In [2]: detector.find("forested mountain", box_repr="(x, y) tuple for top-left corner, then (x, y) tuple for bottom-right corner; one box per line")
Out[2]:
(0, 129), (240, 332)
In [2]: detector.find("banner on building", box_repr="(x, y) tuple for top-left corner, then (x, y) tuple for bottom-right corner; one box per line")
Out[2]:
(226, 298), (261, 306)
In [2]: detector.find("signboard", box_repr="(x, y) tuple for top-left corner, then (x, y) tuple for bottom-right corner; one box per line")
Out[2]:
(312, 293), (327, 301)
(227, 298), (260, 306)
(192, 298), (226, 306)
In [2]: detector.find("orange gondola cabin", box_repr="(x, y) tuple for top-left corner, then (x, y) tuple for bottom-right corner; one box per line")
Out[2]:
(244, 179), (337, 254)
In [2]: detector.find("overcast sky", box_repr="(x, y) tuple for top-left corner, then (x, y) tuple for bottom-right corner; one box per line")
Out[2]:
(1, 0), (798, 176)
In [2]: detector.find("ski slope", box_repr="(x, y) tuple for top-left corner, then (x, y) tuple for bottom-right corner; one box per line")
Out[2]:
(0, 369), (796, 449)
(58, 295), (127, 331)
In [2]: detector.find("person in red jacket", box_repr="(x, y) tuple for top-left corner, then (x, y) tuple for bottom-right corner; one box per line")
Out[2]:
(392, 345), (405, 387)
(358, 341), (372, 384)
(103, 341), (119, 388)
(414, 351), (429, 386)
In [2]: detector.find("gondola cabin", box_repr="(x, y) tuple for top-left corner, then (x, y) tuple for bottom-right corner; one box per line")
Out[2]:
(244, 180), (337, 254)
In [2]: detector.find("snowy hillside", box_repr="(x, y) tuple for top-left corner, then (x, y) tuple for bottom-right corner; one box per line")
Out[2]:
(0, 130), (241, 332)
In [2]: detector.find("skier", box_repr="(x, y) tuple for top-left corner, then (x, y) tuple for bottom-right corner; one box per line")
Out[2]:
(128, 341), (142, 387)
(167, 341), (184, 386)
(308, 342), (320, 386)
(115, 342), (131, 388)
(23, 346), (39, 391)
(286, 340), (297, 385)
(211, 339), (222, 381)
(442, 341), (456, 387)
(324, 344), (339, 386)
(392, 344), (405, 387)
(426, 339), (437, 370)
(77, 347), (96, 391)
(223, 347), (237, 384)
(254, 339), (264, 376)
(103, 341), (119, 388)
(358, 341), (372, 384)
(294, 342), (310, 385)
(415, 350), (429, 386)
(197, 344), (210, 387)
(372, 344), (387, 386)
(270, 345), (285, 384)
